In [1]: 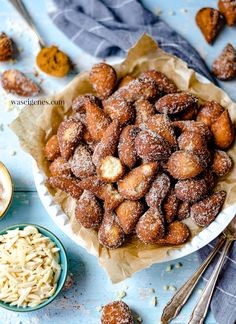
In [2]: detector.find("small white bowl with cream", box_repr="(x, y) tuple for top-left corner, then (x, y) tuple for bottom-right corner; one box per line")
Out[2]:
(0, 162), (13, 219)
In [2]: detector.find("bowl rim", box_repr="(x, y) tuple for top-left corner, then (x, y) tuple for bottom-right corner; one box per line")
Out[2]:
(0, 161), (14, 219)
(0, 223), (68, 312)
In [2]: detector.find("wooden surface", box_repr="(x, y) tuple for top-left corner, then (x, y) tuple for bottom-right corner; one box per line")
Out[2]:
(1, 0), (235, 323)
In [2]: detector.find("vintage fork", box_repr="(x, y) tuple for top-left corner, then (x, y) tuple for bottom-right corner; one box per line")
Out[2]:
(161, 216), (236, 324)
(188, 217), (236, 324)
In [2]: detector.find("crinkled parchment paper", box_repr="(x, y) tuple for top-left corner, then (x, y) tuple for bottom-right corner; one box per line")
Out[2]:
(10, 34), (236, 283)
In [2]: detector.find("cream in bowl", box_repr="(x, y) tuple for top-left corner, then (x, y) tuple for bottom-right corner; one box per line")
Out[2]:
(0, 162), (13, 219)
(0, 225), (68, 310)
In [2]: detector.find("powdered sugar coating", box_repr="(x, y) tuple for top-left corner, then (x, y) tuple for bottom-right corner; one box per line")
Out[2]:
(69, 144), (95, 178)
(163, 190), (179, 223)
(218, 0), (236, 26)
(134, 99), (155, 129)
(155, 92), (198, 115)
(118, 125), (140, 169)
(103, 98), (135, 125)
(212, 43), (236, 80)
(146, 114), (177, 148)
(139, 70), (177, 94)
(197, 100), (224, 127)
(211, 149), (233, 176)
(177, 201), (190, 221)
(136, 208), (165, 243)
(101, 301), (134, 324)
(1, 69), (40, 96)
(135, 130), (171, 162)
(146, 173), (171, 208)
(167, 150), (203, 179)
(118, 162), (158, 200)
(89, 63), (117, 99)
(191, 191), (226, 226)
(116, 200), (143, 234)
(93, 120), (121, 166)
(155, 221), (190, 245)
(75, 190), (103, 228)
(57, 117), (83, 160)
(48, 176), (83, 200)
(98, 211), (125, 249)
(175, 178), (208, 203)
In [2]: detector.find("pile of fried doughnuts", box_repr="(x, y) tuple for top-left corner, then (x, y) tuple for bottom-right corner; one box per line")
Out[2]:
(45, 62), (234, 250)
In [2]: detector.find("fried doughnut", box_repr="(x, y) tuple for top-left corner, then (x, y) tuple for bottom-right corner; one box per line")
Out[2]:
(103, 97), (135, 125)
(116, 200), (144, 234)
(49, 157), (71, 177)
(135, 130), (171, 162)
(191, 191), (226, 226)
(0, 32), (13, 61)
(197, 101), (224, 127)
(212, 43), (236, 80)
(218, 0), (236, 26)
(136, 208), (165, 244)
(145, 173), (171, 208)
(1, 69), (40, 97)
(72, 94), (99, 113)
(167, 151), (203, 179)
(177, 131), (211, 167)
(97, 156), (125, 182)
(195, 7), (225, 44)
(118, 75), (135, 88)
(177, 201), (190, 221)
(98, 211), (125, 249)
(155, 92), (198, 115)
(78, 176), (105, 199)
(163, 190), (179, 223)
(146, 114), (177, 148)
(211, 110), (234, 149)
(134, 99), (156, 129)
(211, 150), (233, 176)
(106, 77), (158, 103)
(155, 221), (190, 245)
(118, 125), (140, 169)
(85, 99), (111, 142)
(89, 63), (117, 99)
(92, 120), (121, 166)
(57, 117), (83, 160)
(75, 190), (103, 228)
(101, 184), (124, 211)
(172, 120), (212, 141)
(118, 162), (158, 200)
(139, 70), (177, 94)
(101, 301), (134, 324)
(44, 135), (60, 161)
(48, 176), (82, 199)
(69, 144), (95, 178)
(175, 178), (208, 203)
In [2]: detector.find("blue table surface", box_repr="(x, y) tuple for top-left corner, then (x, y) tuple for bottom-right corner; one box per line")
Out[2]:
(0, 1), (235, 323)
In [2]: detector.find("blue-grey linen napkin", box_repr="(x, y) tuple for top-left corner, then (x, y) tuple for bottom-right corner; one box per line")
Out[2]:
(48, 1), (236, 323)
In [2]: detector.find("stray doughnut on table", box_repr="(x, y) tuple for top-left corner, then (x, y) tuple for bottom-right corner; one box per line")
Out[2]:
(101, 300), (134, 324)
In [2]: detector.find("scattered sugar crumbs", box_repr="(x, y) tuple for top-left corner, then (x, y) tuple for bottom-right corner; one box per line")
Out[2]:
(95, 305), (103, 312)
(116, 290), (126, 300)
(63, 272), (74, 290)
(154, 8), (162, 16)
(151, 296), (158, 307)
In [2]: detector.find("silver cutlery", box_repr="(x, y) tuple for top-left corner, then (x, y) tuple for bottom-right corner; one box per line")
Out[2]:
(161, 216), (236, 324)
(8, 0), (46, 48)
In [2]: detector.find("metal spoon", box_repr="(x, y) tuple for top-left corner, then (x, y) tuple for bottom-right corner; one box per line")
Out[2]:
(161, 215), (236, 324)
(8, 0), (46, 48)
(188, 217), (236, 324)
